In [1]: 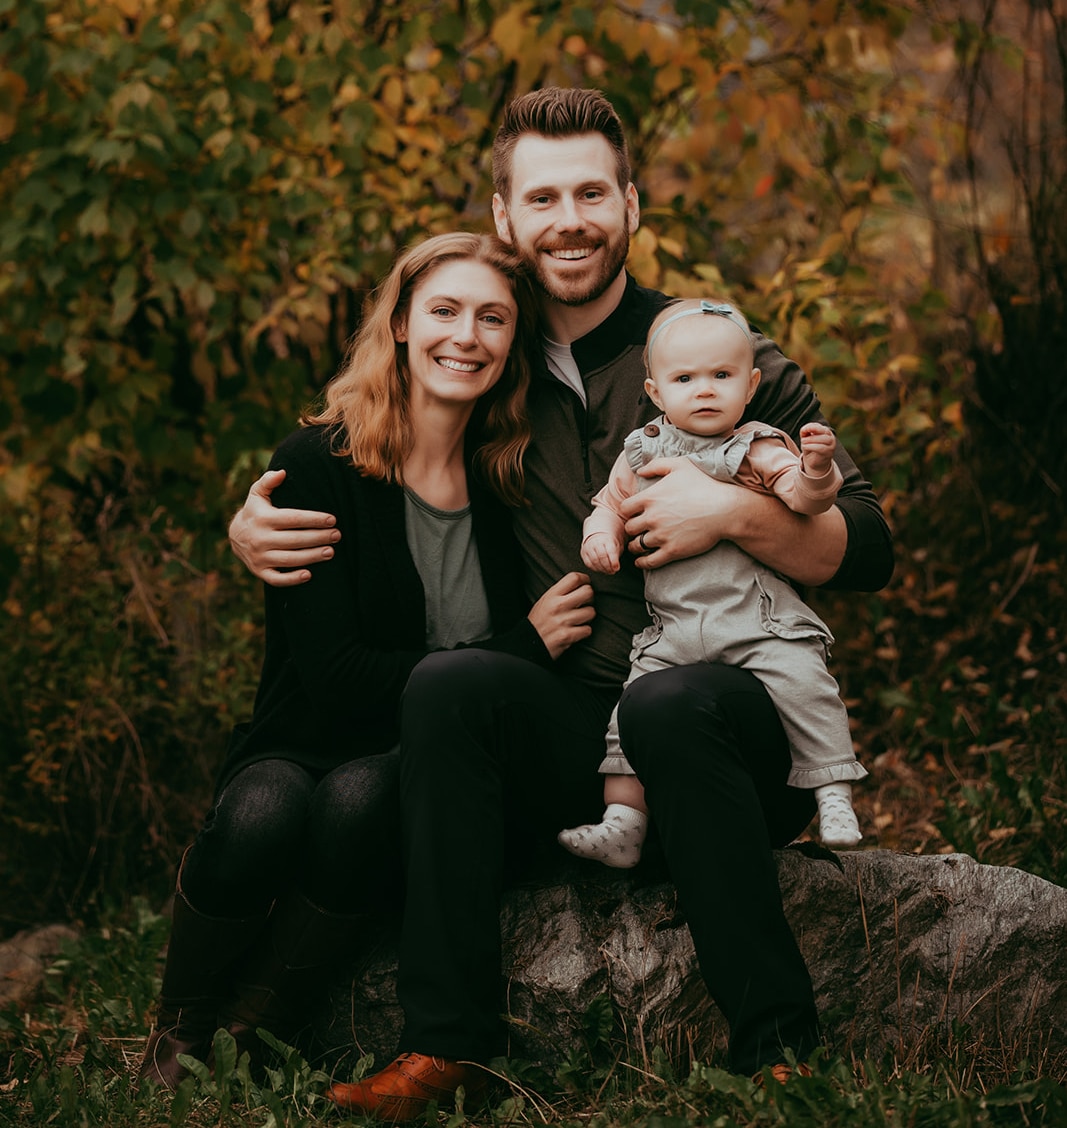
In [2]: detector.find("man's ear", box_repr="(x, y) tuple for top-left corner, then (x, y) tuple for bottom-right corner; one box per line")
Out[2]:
(625, 183), (640, 236)
(644, 376), (664, 411)
(492, 194), (513, 243)
(747, 367), (761, 402)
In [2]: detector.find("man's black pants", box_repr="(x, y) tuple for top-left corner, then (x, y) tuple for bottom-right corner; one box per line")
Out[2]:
(395, 649), (820, 1074)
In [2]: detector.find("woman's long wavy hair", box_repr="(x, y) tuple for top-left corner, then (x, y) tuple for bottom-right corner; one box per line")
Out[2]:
(304, 232), (539, 506)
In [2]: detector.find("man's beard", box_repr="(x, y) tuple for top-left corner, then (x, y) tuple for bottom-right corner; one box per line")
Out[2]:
(508, 222), (630, 307)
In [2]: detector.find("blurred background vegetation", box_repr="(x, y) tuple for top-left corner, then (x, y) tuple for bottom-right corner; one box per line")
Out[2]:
(1, 0), (1064, 937)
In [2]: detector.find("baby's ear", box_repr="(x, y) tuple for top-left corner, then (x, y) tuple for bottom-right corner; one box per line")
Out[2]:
(644, 376), (664, 410)
(747, 367), (761, 401)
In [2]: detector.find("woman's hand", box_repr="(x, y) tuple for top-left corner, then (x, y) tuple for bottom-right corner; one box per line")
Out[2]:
(528, 572), (596, 660)
(228, 469), (341, 585)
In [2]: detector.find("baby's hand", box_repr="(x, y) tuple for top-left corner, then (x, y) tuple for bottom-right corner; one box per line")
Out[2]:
(581, 531), (622, 574)
(799, 422), (836, 478)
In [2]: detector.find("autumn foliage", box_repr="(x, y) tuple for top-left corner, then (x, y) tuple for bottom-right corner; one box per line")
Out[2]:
(1, 0), (1064, 932)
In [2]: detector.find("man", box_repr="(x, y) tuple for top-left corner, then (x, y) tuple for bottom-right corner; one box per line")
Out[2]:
(229, 88), (893, 1116)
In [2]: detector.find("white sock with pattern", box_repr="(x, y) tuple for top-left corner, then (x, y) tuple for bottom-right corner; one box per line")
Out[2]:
(557, 803), (648, 868)
(815, 782), (862, 848)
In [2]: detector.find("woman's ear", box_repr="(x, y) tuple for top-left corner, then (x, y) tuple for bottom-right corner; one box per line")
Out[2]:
(393, 317), (407, 343)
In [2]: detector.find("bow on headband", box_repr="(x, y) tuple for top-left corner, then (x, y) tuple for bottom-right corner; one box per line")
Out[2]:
(647, 299), (753, 358)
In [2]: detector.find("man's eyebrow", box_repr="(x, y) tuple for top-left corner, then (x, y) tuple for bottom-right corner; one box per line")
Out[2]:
(521, 176), (612, 197)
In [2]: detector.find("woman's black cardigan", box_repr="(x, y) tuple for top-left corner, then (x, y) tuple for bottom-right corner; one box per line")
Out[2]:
(217, 425), (549, 792)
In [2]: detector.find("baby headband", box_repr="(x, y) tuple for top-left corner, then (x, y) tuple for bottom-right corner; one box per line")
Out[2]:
(647, 299), (753, 358)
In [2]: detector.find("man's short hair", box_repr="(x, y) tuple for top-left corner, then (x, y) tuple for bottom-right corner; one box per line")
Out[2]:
(491, 86), (632, 203)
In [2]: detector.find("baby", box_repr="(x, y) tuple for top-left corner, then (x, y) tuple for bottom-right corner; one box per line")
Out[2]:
(558, 299), (866, 868)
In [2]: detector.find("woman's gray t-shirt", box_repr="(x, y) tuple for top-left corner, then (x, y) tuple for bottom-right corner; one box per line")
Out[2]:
(404, 488), (492, 650)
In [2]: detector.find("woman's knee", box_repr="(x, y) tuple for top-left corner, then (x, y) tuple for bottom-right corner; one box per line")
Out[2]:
(310, 752), (400, 844)
(184, 762), (316, 913)
(302, 754), (403, 907)
(194, 760), (315, 866)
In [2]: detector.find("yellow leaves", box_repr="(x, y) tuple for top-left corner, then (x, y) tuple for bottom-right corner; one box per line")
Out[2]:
(203, 128), (234, 158)
(692, 263), (726, 287)
(626, 227), (661, 288)
(404, 44), (442, 72)
(110, 79), (154, 116)
(840, 208), (865, 240)
(198, 87), (231, 116)
(380, 75), (405, 116)
(490, 3), (569, 82)
(822, 27), (857, 69)
(0, 463), (48, 507)
(491, 3), (534, 59)
(102, 0), (145, 19)
(367, 125), (398, 159)
(191, 346), (216, 402)
(637, 19), (683, 68)
(900, 409), (935, 436)
(654, 63), (685, 98)
(0, 68), (27, 142)
(597, 4), (688, 79)
(77, 199), (110, 239)
(940, 400), (964, 428)
(322, 21), (346, 58)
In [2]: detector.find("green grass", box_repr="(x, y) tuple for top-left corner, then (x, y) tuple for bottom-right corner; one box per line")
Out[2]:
(2, 903), (1065, 1127)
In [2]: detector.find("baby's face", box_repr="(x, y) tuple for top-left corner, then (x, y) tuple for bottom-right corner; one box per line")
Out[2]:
(645, 316), (760, 436)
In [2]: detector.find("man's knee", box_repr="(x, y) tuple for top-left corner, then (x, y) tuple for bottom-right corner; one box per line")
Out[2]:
(617, 665), (767, 770)
(403, 648), (502, 707)
(402, 649), (533, 734)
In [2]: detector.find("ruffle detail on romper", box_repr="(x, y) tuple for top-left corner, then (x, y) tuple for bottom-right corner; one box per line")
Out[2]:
(788, 759), (869, 789)
(624, 418), (783, 483)
(598, 752), (637, 775)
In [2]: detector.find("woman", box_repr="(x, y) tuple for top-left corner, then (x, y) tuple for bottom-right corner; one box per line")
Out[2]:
(139, 232), (595, 1088)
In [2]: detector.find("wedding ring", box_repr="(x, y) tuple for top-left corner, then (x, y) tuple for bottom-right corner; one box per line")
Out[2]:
(639, 532), (651, 553)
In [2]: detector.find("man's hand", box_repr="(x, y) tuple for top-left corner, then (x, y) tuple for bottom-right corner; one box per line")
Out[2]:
(619, 458), (738, 568)
(799, 422), (837, 479)
(619, 456), (848, 585)
(527, 572), (596, 660)
(228, 469), (341, 586)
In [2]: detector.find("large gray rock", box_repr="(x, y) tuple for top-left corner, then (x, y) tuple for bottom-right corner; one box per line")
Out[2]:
(316, 849), (1067, 1070)
(0, 924), (80, 1006)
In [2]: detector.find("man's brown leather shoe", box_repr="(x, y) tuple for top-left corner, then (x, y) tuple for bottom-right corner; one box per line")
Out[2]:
(326, 1052), (488, 1121)
(756, 1061), (813, 1085)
